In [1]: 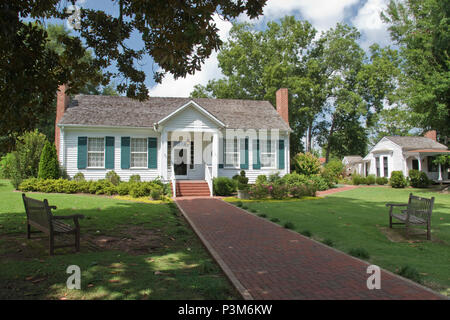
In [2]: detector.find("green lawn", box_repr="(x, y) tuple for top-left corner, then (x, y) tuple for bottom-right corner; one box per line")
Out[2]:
(227, 187), (450, 296)
(0, 180), (238, 300)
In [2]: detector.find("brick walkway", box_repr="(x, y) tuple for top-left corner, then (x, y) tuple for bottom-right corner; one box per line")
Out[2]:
(317, 185), (358, 196)
(175, 197), (445, 300)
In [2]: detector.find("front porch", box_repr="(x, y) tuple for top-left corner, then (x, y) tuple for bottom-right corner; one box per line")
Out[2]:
(404, 149), (450, 183)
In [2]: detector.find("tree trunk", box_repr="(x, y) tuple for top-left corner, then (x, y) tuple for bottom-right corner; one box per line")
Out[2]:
(325, 116), (336, 163)
(306, 120), (313, 153)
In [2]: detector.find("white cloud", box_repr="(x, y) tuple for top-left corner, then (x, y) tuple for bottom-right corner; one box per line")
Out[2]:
(353, 0), (391, 50)
(238, 0), (359, 32)
(148, 14), (232, 97)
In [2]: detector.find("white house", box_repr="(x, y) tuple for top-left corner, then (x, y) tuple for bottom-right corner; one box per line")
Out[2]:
(356, 132), (449, 182)
(342, 156), (364, 176)
(55, 85), (291, 196)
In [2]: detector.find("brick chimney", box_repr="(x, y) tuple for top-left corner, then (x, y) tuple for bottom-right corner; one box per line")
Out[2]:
(424, 130), (437, 141)
(55, 84), (69, 158)
(276, 88), (289, 125)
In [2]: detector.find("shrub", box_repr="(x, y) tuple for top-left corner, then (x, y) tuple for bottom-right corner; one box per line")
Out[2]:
(300, 230), (312, 237)
(365, 174), (376, 185)
(376, 177), (388, 185)
(0, 153), (15, 179)
(309, 175), (329, 191)
(38, 141), (60, 180)
(268, 172), (283, 184)
(117, 182), (131, 196)
(390, 171), (407, 188)
(408, 169), (430, 188)
(292, 152), (321, 176)
(397, 265), (422, 284)
(289, 183), (316, 198)
(73, 172), (85, 182)
(151, 188), (161, 200)
(213, 177), (236, 196)
(348, 248), (370, 259)
(235, 170), (249, 191)
(282, 172), (309, 185)
(255, 174), (267, 185)
(269, 183), (289, 199)
(351, 173), (364, 185)
(322, 160), (344, 185)
(249, 183), (270, 199)
(129, 174), (141, 183)
(283, 222), (295, 229)
(130, 182), (152, 198)
(7, 130), (47, 188)
(105, 170), (121, 186)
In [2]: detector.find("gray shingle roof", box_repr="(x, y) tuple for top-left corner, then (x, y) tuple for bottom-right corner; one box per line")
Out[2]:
(343, 155), (363, 164)
(59, 95), (291, 131)
(386, 136), (448, 150)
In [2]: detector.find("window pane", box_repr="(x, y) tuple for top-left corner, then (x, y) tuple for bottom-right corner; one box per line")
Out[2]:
(88, 152), (104, 167)
(88, 138), (104, 152)
(131, 153), (147, 167)
(131, 138), (147, 152)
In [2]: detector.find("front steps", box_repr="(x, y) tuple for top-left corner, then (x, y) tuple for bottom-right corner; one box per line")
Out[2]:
(172, 180), (211, 197)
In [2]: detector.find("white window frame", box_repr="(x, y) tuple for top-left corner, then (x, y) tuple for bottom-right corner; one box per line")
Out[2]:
(224, 136), (240, 168)
(260, 138), (276, 169)
(130, 137), (148, 169)
(87, 137), (105, 168)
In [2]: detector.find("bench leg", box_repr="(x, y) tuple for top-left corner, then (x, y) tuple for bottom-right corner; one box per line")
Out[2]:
(389, 206), (393, 228)
(75, 229), (80, 252)
(49, 234), (54, 256)
(27, 224), (31, 239)
(427, 222), (431, 240)
(405, 221), (409, 238)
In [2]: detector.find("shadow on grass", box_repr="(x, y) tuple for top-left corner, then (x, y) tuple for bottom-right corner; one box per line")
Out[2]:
(0, 199), (238, 300)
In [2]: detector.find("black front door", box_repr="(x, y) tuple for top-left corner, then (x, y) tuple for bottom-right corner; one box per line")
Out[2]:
(174, 148), (187, 176)
(412, 159), (419, 170)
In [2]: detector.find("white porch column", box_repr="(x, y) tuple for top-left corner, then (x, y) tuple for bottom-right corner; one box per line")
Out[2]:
(438, 163), (443, 181)
(212, 131), (219, 178)
(416, 156), (422, 171)
(160, 129), (168, 180)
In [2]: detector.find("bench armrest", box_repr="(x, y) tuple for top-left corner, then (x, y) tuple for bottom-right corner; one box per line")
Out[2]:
(385, 203), (408, 207)
(49, 206), (57, 210)
(53, 214), (85, 220)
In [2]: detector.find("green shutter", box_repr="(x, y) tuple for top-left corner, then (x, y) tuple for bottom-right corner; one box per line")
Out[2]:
(105, 136), (115, 169)
(240, 137), (249, 170)
(77, 137), (87, 169)
(121, 137), (130, 169)
(253, 139), (261, 169)
(278, 139), (285, 170)
(219, 137), (224, 168)
(148, 137), (157, 169)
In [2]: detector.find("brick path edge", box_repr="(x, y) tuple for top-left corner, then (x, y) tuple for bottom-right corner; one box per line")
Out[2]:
(175, 198), (254, 300)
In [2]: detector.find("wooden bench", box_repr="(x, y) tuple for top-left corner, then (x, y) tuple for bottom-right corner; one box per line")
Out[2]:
(22, 193), (84, 255)
(386, 193), (435, 240)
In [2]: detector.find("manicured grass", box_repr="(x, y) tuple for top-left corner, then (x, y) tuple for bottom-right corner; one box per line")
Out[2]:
(0, 180), (238, 300)
(232, 187), (450, 296)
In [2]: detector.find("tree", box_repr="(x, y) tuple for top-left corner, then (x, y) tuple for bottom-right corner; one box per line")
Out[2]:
(1, 2), (266, 141)
(192, 17), (319, 154)
(382, 0), (450, 144)
(38, 141), (60, 180)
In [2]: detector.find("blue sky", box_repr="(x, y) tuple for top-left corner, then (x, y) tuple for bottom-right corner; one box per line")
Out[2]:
(47, 0), (393, 97)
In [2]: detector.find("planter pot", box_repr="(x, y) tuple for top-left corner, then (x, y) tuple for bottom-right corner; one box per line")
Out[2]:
(237, 190), (250, 199)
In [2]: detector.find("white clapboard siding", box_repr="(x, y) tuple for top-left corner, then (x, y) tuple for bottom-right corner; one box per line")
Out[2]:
(62, 127), (160, 181)
(163, 105), (219, 131)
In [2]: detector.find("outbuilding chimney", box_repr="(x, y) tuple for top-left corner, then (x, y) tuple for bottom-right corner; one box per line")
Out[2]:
(55, 84), (69, 158)
(424, 130), (437, 141)
(276, 88), (289, 126)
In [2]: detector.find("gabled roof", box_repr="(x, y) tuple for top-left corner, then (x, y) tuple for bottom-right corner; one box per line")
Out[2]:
(384, 136), (448, 150)
(58, 95), (291, 131)
(343, 155), (363, 164)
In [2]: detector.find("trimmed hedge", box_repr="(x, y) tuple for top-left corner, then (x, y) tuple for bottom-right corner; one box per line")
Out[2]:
(390, 171), (407, 188)
(18, 178), (169, 199)
(408, 169), (430, 188)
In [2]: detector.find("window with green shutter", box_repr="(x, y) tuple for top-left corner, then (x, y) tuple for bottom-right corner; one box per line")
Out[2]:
(77, 136), (87, 169)
(121, 137), (130, 169)
(148, 137), (157, 169)
(105, 136), (115, 169)
(240, 137), (249, 170)
(278, 139), (285, 170)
